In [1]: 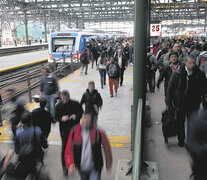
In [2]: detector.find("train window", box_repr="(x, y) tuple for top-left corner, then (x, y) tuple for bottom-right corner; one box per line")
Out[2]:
(52, 37), (75, 53)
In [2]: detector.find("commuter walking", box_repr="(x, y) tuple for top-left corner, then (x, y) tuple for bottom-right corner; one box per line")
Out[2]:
(106, 57), (120, 97)
(0, 94), (3, 127)
(1, 89), (25, 138)
(80, 49), (90, 75)
(55, 90), (83, 176)
(166, 55), (207, 147)
(32, 97), (52, 139)
(14, 111), (48, 179)
(146, 48), (158, 94)
(97, 51), (107, 89)
(157, 52), (181, 95)
(115, 48), (128, 86)
(186, 107), (207, 180)
(40, 67), (59, 123)
(80, 81), (103, 125)
(65, 113), (112, 180)
(196, 43), (207, 78)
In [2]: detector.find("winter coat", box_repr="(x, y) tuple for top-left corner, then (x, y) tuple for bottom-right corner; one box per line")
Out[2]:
(65, 123), (112, 172)
(165, 65), (207, 112)
(80, 89), (103, 115)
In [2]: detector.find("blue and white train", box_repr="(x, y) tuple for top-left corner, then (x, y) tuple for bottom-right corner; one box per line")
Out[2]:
(48, 31), (98, 63)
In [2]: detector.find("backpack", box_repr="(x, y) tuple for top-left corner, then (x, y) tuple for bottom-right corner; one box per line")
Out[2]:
(80, 52), (88, 63)
(108, 63), (118, 77)
(146, 54), (152, 71)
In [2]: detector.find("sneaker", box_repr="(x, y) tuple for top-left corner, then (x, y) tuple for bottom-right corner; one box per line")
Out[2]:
(120, 83), (122, 86)
(110, 95), (113, 98)
(0, 123), (3, 127)
(85, 72), (88, 75)
(101, 86), (103, 89)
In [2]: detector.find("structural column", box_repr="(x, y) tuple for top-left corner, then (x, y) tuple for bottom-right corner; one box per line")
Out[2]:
(133, 0), (148, 149)
(205, 9), (207, 32)
(24, 10), (29, 45)
(44, 11), (48, 43)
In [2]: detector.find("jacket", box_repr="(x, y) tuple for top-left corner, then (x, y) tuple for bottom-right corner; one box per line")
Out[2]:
(197, 51), (207, 78)
(55, 99), (83, 130)
(80, 89), (103, 115)
(157, 62), (181, 94)
(65, 123), (112, 172)
(114, 52), (128, 70)
(106, 61), (120, 79)
(166, 64), (207, 111)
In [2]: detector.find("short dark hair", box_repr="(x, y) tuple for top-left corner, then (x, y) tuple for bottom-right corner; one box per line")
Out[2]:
(88, 81), (95, 86)
(169, 51), (178, 58)
(42, 67), (50, 73)
(21, 111), (32, 126)
(39, 97), (47, 109)
(61, 90), (70, 98)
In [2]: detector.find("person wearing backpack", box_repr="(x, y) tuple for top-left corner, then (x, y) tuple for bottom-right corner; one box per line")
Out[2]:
(65, 113), (112, 180)
(80, 49), (89, 75)
(106, 57), (120, 97)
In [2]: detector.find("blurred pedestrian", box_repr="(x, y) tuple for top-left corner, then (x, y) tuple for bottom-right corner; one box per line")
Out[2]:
(80, 49), (89, 75)
(186, 105), (207, 180)
(0, 94), (3, 126)
(32, 97), (52, 139)
(1, 89), (25, 138)
(55, 90), (83, 176)
(65, 113), (112, 180)
(40, 67), (59, 123)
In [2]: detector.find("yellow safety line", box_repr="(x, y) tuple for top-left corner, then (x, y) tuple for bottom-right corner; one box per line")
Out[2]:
(0, 58), (48, 72)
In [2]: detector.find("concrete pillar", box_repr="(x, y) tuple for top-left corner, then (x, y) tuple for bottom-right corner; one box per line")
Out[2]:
(44, 11), (48, 43)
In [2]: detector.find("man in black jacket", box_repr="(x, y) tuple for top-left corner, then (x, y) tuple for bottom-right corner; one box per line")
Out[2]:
(114, 48), (128, 86)
(32, 97), (52, 139)
(166, 55), (207, 147)
(55, 90), (83, 176)
(80, 81), (103, 125)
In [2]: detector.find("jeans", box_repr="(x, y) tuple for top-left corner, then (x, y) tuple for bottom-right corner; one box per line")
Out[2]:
(82, 63), (88, 74)
(78, 170), (101, 180)
(119, 68), (125, 85)
(146, 70), (155, 93)
(98, 69), (106, 88)
(43, 93), (56, 122)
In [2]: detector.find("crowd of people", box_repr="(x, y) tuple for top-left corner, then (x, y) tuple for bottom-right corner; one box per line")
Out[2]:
(0, 37), (134, 180)
(149, 37), (207, 180)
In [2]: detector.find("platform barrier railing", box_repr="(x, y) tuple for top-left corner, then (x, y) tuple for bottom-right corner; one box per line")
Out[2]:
(132, 98), (143, 180)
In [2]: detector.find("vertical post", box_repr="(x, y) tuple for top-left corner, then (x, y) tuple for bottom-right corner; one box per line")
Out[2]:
(133, 0), (148, 157)
(44, 11), (48, 43)
(53, 59), (56, 71)
(26, 71), (32, 102)
(24, 10), (29, 45)
(70, 53), (74, 73)
(58, 11), (61, 31)
(0, 21), (2, 47)
(63, 55), (66, 76)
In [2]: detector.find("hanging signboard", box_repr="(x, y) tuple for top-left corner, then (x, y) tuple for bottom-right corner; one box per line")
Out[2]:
(150, 24), (162, 37)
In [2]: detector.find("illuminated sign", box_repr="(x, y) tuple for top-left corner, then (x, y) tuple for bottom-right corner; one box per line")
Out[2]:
(57, 33), (71, 36)
(150, 24), (162, 37)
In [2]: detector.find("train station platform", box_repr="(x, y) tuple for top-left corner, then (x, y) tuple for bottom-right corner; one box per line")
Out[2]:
(0, 64), (133, 179)
(0, 50), (48, 72)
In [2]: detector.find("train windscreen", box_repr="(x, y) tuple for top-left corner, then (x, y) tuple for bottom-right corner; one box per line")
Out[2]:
(52, 37), (75, 53)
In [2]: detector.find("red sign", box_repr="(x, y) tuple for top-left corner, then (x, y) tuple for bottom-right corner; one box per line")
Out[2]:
(188, 31), (196, 34)
(57, 33), (71, 36)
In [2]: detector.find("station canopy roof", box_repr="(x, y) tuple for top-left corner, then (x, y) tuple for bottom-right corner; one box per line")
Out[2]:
(0, 0), (206, 25)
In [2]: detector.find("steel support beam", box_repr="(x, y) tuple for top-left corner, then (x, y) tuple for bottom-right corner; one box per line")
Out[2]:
(24, 10), (29, 45)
